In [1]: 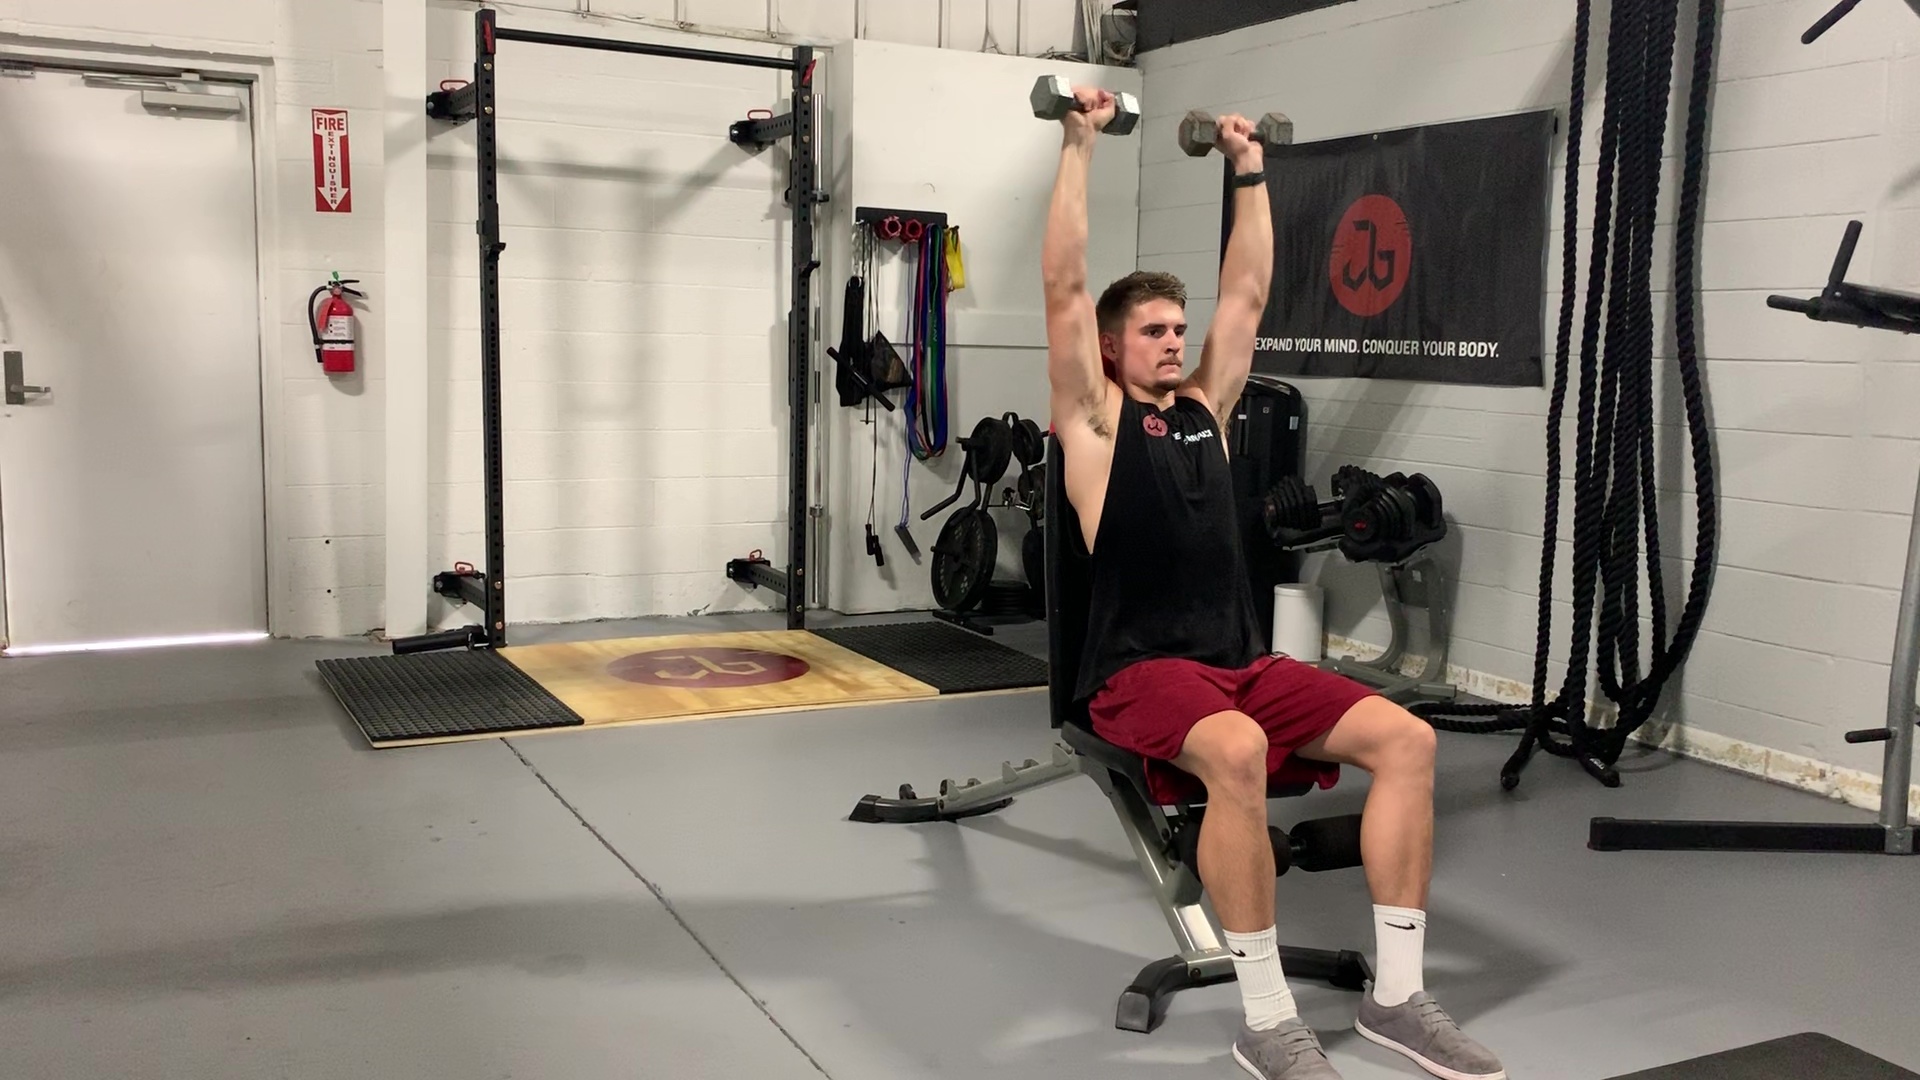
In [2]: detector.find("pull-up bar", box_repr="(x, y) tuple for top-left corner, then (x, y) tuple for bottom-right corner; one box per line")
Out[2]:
(493, 25), (800, 70)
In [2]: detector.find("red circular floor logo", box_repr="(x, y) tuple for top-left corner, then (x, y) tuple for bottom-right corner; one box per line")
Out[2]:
(1143, 414), (1169, 437)
(1329, 195), (1413, 318)
(607, 648), (811, 687)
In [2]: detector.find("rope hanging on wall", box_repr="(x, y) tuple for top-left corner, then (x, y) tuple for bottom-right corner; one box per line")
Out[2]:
(1416, 0), (1722, 791)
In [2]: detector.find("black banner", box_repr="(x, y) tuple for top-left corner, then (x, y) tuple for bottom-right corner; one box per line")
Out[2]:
(1136, 0), (1357, 52)
(1227, 110), (1554, 387)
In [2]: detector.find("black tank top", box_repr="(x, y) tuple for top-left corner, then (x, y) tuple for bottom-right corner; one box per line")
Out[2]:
(1074, 394), (1264, 700)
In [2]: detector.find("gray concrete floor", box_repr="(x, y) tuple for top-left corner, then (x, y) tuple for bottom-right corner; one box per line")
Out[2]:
(0, 611), (1914, 1080)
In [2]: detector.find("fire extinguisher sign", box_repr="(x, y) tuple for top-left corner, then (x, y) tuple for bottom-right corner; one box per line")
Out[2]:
(312, 109), (352, 213)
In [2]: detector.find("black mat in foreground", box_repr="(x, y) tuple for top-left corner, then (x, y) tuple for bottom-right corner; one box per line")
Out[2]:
(1608, 1033), (1918, 1080)
(317, 650), (582, 745)
(814, 621), (1048, 694)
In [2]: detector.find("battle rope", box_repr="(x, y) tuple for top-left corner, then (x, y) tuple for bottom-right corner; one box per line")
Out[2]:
(1416, 0), (1721, 790)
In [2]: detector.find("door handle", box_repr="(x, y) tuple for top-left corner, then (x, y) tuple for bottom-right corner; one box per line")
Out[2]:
(4, 350), (50, 405)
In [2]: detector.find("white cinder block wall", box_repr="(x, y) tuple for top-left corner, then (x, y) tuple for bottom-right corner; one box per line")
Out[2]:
(821, 41), (1140, 614)
(1139, 0), (1920, 807)
(0, 0), (1092, 639)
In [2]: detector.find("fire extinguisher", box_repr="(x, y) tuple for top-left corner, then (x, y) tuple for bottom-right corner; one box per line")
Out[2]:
(308, 273), (365, 375)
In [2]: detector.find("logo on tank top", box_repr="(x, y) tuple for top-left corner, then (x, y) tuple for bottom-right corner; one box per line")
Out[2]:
(1142, 414), (1169, 437)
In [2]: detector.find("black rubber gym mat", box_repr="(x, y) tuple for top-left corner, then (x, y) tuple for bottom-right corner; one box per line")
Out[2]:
(813, 621), (1048, 694)
(1607, 1033), (1918, 1080)
(317, 650), (583, 745)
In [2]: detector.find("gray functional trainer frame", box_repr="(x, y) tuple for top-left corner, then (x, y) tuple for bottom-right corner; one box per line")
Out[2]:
(1591, 221), (1918, 855)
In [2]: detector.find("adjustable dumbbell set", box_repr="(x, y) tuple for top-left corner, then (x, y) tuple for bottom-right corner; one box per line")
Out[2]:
(1261, 467), (1447, 567)
(1259, 468), (1458, 708)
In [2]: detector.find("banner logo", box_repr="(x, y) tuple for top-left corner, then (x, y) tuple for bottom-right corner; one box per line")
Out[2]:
(1329, 194), (1412, 317)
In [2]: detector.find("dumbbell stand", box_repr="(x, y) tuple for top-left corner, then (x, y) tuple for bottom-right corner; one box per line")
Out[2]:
(1319, 555), (1459, 708)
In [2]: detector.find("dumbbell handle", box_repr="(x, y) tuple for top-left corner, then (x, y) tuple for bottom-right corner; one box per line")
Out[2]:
(1031, 75), (1140, 136)
(1036, 76), (1103, 116)
(1178, 110), (1294, 159)
(1266, 501), (1347, 554)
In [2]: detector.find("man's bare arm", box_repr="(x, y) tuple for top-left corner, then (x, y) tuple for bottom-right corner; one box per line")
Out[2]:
(1044, 88), (1116, 434)
(1186, 116), (1273, 428)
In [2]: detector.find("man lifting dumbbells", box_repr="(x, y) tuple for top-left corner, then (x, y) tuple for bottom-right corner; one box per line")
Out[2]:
(1037, 83), (1506, 1080)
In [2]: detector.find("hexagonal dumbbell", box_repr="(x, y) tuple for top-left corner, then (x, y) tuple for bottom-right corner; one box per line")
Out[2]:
(1030, 74), (1140, 137)
(1176, 110), (1295, 158)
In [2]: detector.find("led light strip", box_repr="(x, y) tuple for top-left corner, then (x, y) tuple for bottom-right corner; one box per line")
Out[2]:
(2, 630), (269, 657)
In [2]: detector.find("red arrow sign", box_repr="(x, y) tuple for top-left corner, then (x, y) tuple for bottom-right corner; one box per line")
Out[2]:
(312, 109), (352, 213)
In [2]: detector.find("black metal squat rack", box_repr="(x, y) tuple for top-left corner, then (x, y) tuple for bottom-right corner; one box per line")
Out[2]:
(396, 7), (820, 655)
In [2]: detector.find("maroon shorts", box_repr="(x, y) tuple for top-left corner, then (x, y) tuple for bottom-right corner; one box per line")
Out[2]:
(1087, 654), (1377, 804)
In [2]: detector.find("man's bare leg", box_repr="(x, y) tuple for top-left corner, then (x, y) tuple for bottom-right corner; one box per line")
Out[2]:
(1298, 698), (1506, 1080)
(1297, 696), (1435, 916)
(1175, 711), (1290, 1030)
(1177, 711), (1344, 1080)
(1176, 709), (1278, 930)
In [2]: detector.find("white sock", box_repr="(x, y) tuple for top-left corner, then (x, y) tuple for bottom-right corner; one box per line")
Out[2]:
(1371, 905), (1427, 1007)
(1222, 926), (1298, 1031)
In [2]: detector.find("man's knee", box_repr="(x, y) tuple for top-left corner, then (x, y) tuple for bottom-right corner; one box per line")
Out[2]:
(1378, 703), (1437, 774)
(1177, 711), (1269, 799)
(1344, 697), (1436, 776)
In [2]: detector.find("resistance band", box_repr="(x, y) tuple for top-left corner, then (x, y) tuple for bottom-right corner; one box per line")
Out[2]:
(1419, 0), (1722, 791)
(906, 226), (950, 461)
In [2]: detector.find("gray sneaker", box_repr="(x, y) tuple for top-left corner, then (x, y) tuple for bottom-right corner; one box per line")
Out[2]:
(1232, 1017), (1344, 1079)
(1354, 991), (1506, 1080)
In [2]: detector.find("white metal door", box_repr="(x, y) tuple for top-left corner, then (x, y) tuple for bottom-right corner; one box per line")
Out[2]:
(0, 68), (266, 650)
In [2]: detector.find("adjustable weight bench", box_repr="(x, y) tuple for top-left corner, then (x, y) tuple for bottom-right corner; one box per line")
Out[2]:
(852, 434), (1373, 1033)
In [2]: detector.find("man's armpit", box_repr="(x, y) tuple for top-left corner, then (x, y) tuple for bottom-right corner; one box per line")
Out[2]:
(1084, 404), (1113, 440)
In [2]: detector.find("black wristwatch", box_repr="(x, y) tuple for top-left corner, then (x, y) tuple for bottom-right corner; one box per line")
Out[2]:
(1232, 171), (1267, 188)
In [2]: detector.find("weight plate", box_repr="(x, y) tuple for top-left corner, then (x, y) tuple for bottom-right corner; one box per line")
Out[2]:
(1010, 417), (1045, 468)
(980, 581), (1030, 617)
(931, 507), (998, 613)
(967, 416), (1014, 487)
